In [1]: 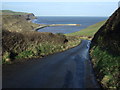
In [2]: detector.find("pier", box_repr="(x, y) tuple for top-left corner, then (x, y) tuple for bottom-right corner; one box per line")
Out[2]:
(35, 24), (81, 31)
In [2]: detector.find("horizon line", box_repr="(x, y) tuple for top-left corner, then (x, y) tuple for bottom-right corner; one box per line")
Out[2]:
(36, 16), (109, 17)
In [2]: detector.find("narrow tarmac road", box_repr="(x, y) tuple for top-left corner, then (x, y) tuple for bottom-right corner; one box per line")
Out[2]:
(3, 40), (99, 88)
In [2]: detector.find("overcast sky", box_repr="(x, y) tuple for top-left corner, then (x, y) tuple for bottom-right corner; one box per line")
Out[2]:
(2, 0), (119, 16)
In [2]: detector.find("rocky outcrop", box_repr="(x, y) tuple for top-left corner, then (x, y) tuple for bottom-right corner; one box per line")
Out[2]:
(23, 13), (36, 20)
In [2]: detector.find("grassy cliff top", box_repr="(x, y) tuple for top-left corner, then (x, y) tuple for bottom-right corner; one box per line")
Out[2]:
(1, 10), (31, 15)
(2, 10), (38, 32)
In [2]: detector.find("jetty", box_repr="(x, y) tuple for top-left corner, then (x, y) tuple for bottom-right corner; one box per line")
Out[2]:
(35, 24), (81, 31)
(49, 24), (80, 26)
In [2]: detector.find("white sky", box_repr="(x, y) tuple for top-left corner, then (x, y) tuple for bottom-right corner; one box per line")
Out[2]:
(2, 0), (120, 2)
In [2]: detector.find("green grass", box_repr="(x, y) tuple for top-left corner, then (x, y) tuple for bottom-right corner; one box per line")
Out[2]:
(1, 10), (29, 15)
(90, 46), (120, 89)
(3, 41), (81, 64)
(14, 40), (80, 60)
(66, 21), (106, 37)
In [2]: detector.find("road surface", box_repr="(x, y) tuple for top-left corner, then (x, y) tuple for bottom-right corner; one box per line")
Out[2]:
(3, 40), (99, 88)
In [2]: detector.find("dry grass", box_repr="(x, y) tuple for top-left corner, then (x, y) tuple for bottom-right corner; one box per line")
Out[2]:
(2, 30), (80, 64)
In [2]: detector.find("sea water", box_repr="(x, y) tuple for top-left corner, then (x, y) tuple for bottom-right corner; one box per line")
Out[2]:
(33, 16), (108, 34)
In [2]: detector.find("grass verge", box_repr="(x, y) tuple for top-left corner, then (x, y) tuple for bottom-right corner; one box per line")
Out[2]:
(90, 46), (120, 89)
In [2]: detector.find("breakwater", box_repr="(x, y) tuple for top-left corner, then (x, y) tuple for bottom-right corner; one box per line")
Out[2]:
(35, 24), (80, 31)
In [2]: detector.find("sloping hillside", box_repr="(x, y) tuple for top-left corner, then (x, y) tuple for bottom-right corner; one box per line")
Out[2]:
(91, 8), (120, 55)
(90, 8), (120, 89)
(2, 10), (81, 64)
(2, 10), (36, 20)
(2, 10), (38, 32)
(2, 29), (81, 64)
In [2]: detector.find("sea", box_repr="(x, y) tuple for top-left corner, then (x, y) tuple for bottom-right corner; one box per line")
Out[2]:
(32, 16), (108, 34)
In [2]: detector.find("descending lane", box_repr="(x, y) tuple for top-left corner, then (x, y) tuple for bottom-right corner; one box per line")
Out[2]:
(3, 40), (100, 88)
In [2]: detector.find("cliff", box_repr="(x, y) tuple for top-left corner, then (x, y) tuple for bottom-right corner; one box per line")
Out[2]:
(23, 13), (36, 20)
(2, 10), (36, 20)
(2, 10), (38, 32)
(90, 8), (120, 89)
